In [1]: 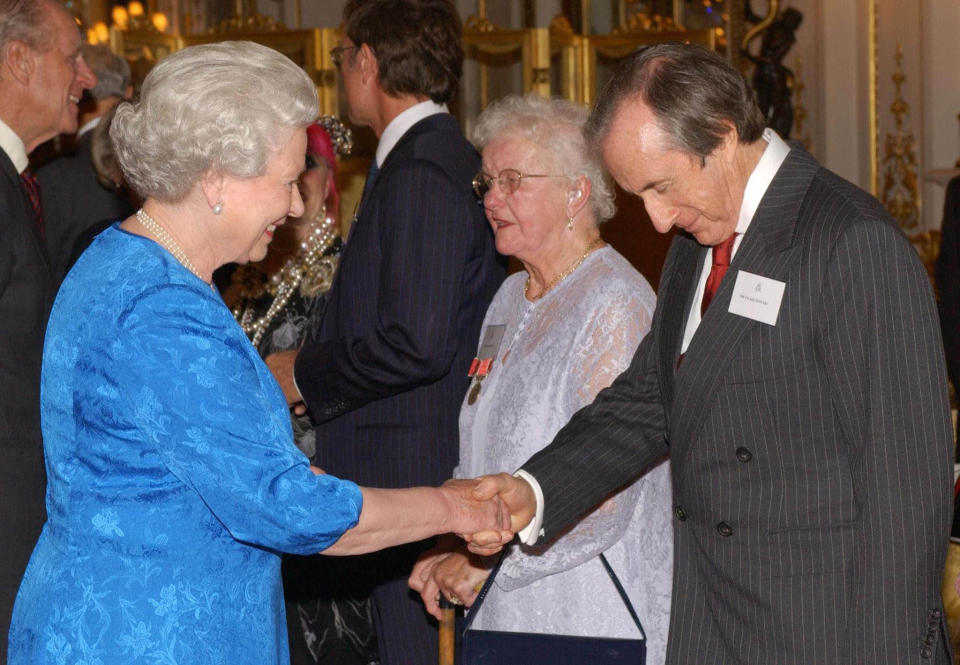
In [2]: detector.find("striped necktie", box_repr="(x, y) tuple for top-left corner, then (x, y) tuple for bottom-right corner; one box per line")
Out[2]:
(19, 168), (45, 240)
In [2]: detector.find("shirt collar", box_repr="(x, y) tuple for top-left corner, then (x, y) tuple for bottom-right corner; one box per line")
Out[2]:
(375, 100), (448, 168)
(78, 116), (101, 138)
(735, 128), (791, 235)
(0, 116), (29, 173)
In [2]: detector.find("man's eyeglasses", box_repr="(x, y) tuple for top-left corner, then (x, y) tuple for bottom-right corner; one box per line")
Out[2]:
(329, 45), (358, 68)
(472, 169), (567, 199)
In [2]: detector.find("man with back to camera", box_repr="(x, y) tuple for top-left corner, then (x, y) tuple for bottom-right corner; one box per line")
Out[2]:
(38, 43), (134, 282)
(0, 0), (95, 660)
(465, 42), (955, 665)
(265, 1), (503, 663)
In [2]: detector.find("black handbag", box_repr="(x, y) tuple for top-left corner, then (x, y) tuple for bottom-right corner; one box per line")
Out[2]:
(457, 552), (646, 665)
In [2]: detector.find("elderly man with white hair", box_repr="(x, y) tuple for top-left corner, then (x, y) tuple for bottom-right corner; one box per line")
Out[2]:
(0, 0), (95, 659)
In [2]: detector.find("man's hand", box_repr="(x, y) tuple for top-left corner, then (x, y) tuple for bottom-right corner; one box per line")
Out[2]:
(451, 473), (537, 555)
(438, 479), (511, 541)
(444, 473), (537, 556)
(264, 350), (303, 406)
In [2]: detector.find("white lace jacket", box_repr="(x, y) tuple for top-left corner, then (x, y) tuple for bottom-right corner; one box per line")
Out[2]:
(457, 247), (673, 664)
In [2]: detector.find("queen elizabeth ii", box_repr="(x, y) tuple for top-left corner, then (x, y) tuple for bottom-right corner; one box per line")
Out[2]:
(7, 41), (505, 665)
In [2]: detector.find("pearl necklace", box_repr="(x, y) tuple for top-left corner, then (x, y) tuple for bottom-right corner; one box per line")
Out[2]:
(234, 212), (339, 347)
(525, 236), (604, 302)
(136, 208), (212, 288)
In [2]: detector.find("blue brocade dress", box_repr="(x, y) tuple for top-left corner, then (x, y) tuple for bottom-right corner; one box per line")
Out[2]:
(7, 224), (362, 665)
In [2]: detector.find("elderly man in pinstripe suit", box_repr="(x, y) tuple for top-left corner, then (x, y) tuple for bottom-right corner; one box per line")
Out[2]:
(465, 43), (955, 665)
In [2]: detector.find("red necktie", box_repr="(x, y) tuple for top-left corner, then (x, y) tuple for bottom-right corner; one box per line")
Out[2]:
(19, 168), (45, 240)
(700, 232), (737, 316)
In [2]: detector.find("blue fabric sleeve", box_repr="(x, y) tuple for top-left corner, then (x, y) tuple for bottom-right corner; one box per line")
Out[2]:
(110, 282), (362, 555)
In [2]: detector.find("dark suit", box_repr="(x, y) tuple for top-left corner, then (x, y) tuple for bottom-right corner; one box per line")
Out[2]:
(37, 130), (134, 283)
(524, 147), (954, 664)
(0, 149), (54, 663)
(295, 113), (503, 665)
(936, 175), (960, 442)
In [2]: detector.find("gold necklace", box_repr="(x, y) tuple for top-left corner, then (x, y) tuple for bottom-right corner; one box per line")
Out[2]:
(136, 208), (212, 288)
(525, 236), (604, 301)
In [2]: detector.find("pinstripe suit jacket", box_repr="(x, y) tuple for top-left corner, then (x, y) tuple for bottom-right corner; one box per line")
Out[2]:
(524, 147), (954, 664)
(295, 113), (503, 488)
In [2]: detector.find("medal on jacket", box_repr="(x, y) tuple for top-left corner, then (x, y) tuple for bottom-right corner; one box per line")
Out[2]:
(467, 358), (492, 405)
(467, 324), (506, 406)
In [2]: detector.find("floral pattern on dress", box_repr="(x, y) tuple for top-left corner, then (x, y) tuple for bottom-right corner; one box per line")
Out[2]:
(7, 224), (362, 665)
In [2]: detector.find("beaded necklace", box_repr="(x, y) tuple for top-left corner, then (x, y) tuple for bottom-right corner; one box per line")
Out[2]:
(233, 212), (339, 347)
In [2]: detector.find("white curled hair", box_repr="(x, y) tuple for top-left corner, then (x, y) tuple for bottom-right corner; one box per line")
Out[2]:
(111, 41), (318, 202)
(472, 93), (617, 223)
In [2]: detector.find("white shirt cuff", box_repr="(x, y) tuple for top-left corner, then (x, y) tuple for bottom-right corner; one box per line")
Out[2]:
(514, 469), (545, 545)
(292, 369), (304, 405)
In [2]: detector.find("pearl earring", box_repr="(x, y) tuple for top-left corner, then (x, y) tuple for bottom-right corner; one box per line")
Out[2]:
(212, 202), (223, 215)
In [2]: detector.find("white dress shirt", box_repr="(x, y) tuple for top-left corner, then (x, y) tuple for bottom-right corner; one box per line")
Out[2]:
(374, 99), (448, 168)
(77, 116), (101, 140)
(518, 128), (791, 545)
(0, 116), (29, 174)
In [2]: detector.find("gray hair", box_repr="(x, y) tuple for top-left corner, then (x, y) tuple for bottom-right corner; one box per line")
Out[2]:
(82, 44), (130, 100)
(0, 0), (59, 54)
(585, 42), (765, 162)
(473, 94), (616, 223)
(91, 102), (123, 189)
(111, 41), (318, 202)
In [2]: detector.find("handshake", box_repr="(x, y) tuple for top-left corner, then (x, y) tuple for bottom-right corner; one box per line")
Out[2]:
(407, 473), (539, 618)
(439, 473), (538, 555)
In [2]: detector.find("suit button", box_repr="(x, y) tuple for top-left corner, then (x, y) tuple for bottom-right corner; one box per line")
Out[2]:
(933, 609), (942, 619)
(735, 447), (753, 462)
(925, 634), (936, 646)
(716, 521), (734, 537)
(921, 646), (933, 659)
(675, 505), (687, 521)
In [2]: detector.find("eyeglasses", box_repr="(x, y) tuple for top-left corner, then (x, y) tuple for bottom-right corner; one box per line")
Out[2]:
(472, 169), (567, 199)
(329, 45), (358, 68)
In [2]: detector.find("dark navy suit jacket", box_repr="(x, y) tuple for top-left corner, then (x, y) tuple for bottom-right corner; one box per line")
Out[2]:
(295, 113), (503, 489)
(0, 148), (54, 660)
(37, 130), (134, 283)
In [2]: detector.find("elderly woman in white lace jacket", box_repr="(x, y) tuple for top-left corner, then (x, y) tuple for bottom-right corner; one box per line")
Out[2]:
(409, 94), (673, 664)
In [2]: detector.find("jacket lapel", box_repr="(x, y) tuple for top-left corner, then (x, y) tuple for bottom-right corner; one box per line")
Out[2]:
(666, 148), (819, 461)
(0, 151), (51, 268)
(655, 234), (704, 411)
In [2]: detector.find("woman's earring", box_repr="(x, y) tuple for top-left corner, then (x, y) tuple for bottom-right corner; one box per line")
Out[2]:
(567, 216), (574, 230)
(212, 201), (223, 215)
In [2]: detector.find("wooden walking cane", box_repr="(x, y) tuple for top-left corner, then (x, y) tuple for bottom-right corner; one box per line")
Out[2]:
(438, 597), (456, 665)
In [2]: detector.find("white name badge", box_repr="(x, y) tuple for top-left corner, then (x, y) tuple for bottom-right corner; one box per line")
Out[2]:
(728, 270), (785, 326)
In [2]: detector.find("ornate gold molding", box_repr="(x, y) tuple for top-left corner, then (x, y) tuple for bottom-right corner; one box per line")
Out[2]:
(464, 15), (501, 33)
(211, 13), (285, 33)
(612, 11), (682, 35)
(741, 0), (779, 51)
(880, 43), (920, 230)
(908, 230), (941, 292)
